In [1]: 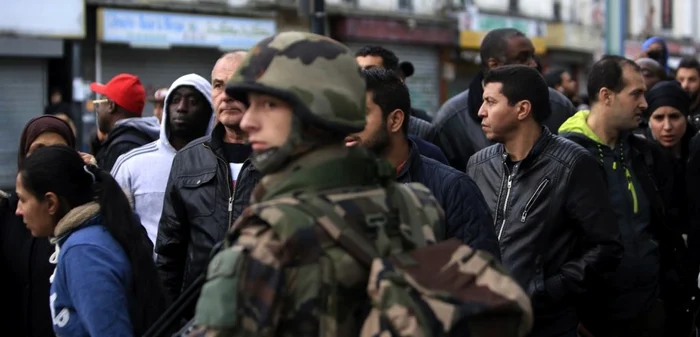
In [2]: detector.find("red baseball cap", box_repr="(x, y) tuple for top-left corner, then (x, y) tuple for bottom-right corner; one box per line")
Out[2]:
(90, 73), (146, 115)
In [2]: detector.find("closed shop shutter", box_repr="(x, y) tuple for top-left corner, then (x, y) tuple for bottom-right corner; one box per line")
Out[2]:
(0, 58), (47, 188)
(100, 45), (223, 117)
(346, 42), (440, 115)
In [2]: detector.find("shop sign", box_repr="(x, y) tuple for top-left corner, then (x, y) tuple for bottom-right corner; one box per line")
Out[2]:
(1, 0), (85, 39)
(98, 8), (276, 50)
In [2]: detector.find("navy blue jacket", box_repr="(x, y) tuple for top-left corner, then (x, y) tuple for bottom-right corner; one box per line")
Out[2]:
(397, 140), (501, 259)
(409, 135), (448, 165)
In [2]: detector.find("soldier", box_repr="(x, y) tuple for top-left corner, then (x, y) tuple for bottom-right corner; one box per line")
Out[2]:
(190, 32), (532, 337)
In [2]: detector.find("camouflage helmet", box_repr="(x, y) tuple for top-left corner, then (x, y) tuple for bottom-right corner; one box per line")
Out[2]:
(225, 31), (367, 173)
(226, 31), (366, 134)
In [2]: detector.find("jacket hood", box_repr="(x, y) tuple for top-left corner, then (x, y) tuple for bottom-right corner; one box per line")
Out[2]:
(114, 116), (160, 140)
(558, 110), (606, 145)
(160, 73), (215, 151)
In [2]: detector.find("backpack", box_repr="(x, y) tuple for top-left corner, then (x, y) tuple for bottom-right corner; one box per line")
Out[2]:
(194, 182), (532, 337)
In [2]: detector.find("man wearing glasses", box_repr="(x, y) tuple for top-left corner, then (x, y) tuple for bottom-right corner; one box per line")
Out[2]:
(90, 73), (160, 171)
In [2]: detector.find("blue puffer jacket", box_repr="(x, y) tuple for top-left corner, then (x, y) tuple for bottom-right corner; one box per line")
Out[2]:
(397, 139), (501, 260)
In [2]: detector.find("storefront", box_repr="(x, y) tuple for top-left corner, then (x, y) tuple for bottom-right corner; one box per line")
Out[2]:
(331, 16), (453, 115)
(454, 8), (548, 100)
(0, 0), (84, 189)
(95, 8), (277, 116)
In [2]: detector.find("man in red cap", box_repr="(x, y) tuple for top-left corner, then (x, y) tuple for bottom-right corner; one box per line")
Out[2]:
(90, 73), (160, 171)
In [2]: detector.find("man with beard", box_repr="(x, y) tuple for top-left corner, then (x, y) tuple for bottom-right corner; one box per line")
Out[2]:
(432, 28), (575, 171)
(155, 52), (262, 313)
(346, 68), (500, 258)
(112, 74), (215, 247)
(355, 45), (448, 164)
(676, 57), (700, 130)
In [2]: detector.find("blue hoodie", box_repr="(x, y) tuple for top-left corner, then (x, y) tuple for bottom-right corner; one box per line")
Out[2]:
(111, 74), (215, 247)
(50, 203), (134, 337)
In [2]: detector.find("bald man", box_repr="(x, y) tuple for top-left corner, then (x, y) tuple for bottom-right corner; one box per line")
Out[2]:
(155, 51), (263, 312)
(636, 57), (667, 90)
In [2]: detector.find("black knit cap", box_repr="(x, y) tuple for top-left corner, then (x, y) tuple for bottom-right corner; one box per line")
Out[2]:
(645, 80), (690, 117)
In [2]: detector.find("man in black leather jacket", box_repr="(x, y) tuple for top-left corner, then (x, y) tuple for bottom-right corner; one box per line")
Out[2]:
(466, 65), (623, 337)
(347, 68), (500, 258)
(433, 28), (575, 172)
(155, 52), (262, 309)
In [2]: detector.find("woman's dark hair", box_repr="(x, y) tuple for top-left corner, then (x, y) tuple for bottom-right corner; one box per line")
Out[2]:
(20, 145), (167, 335)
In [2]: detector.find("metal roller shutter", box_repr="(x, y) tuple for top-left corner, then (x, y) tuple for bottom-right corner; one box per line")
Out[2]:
(346, 42), (440, 115)
(0, 58), (47, 188)
(100, 45), (223, 117)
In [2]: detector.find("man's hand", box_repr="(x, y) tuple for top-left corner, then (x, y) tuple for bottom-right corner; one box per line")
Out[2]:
(79, 152), (97, 166)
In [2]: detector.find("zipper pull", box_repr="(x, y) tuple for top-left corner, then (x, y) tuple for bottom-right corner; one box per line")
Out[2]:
(507, 174), (513, 188)
(228, 196), (233, 212)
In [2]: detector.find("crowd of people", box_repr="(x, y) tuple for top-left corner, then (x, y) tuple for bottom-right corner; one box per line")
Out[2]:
(1, 27), (700, 337)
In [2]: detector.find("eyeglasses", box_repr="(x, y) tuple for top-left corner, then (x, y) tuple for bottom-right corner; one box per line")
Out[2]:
(92, 99), (109, 109)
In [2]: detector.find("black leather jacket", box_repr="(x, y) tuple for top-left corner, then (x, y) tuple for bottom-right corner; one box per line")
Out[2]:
(434, 87), (575, 171)
(155, 124), (262, 303)
(466, 128), (623, 332)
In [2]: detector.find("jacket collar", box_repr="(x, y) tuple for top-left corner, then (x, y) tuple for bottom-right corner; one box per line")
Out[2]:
(253, 145), (394, 202)
(397, 138), (421, 182)
(499, 126), (553, 168)
(51, 201), (100, 244)
(207, 123), (227, 152)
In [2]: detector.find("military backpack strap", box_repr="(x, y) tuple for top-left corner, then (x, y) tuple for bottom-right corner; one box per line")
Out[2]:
(294, 193), (379, 267)
(386, 182), (441, 245)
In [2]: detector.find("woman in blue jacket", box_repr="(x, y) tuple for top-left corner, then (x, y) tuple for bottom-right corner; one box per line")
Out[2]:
(15, 145), (167, 337)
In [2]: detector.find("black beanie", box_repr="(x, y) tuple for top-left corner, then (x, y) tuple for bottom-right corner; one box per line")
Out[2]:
(645, 80), (690, 117)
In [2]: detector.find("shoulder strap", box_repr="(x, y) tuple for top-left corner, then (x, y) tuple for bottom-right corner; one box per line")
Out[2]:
(297, 182), (440, 267)
(387, 182), (439, 245)
(295, 195), (379, 268)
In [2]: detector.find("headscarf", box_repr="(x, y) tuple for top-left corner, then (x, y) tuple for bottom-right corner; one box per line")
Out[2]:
(645, 80), (690, 118)
(18, 115), (76, 169)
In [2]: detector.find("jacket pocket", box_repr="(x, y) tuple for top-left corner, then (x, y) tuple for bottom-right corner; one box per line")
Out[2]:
(520, 178), (550, 223)
(180, 171), (217, 218)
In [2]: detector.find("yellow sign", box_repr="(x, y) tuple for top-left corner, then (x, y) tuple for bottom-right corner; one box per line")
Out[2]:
(459, 30), (547, 54)
(545, 23), (603, 53)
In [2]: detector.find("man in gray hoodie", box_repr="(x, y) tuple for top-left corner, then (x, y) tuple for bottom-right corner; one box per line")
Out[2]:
(111, 73), (215, 247)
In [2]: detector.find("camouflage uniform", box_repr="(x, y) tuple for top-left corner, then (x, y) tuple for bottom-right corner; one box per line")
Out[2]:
(191, 32), (532, 337)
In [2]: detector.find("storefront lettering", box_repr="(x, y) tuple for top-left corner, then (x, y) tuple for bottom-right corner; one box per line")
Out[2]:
(100, 8), (276, 49)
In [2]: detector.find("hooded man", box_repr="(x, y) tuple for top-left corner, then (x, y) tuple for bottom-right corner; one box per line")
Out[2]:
(111, 74), (215, 246)
(641, 36), (670, 74)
